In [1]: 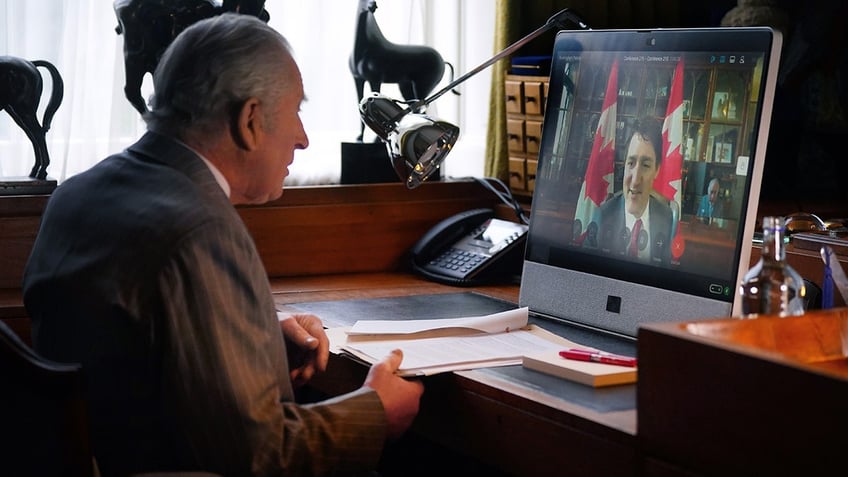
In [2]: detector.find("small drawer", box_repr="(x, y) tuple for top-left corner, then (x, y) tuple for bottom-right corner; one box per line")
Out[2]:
(506, 119), (526, 153)
(509, 157), (526, 191)
(523, 81), (544, 116)
(526, 159), (538, 193)
(505, 80), (524, 114)
(524, 120), (543, 155)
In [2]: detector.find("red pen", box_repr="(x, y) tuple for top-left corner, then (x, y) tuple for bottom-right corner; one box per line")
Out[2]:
(559, 348), (637, 367)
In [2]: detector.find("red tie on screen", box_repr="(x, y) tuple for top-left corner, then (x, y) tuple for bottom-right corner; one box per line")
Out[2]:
(629, 219), (642, 257)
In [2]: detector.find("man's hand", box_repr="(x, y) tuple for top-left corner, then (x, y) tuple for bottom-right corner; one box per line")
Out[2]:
(279, 313), (329, 387)
(363, 349), (424, 440)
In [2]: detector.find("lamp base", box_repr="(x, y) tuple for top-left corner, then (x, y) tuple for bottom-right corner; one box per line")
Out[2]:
(0, 176), (57, 196)
(340, 142), (440, 185)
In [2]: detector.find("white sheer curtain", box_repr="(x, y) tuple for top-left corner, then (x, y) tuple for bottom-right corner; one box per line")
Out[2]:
(0, 0), (494, 184)
(0, 0), (142, 181)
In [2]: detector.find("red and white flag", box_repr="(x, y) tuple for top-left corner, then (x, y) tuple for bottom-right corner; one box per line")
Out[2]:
(654, 59), (684, 215)
(574, 59), (618, 239)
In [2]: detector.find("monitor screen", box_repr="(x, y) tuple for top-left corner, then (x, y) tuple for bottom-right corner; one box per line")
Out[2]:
(520, 28), (782, 337)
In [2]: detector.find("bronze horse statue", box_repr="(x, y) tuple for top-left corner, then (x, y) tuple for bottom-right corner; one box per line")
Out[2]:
(0, 56), (63, 180)
(349, 0), (455, 141)
(114, 0), (269, 114)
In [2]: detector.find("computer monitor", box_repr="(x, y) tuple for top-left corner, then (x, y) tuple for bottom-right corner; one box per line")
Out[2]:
(520, 27), (783, 337)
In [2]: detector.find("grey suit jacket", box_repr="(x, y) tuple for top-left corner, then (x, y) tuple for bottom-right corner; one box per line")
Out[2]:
(23, 132), (386, 476)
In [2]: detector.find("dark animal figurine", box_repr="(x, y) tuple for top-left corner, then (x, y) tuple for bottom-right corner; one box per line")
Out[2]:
(0, 56), (63, 180)
(349, 0), (455, 141)
(114, 0), (269, 114)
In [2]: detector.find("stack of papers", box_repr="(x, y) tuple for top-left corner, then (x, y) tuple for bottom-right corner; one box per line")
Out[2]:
(329, 308), (628, 383)
(330, 307), (578, 376)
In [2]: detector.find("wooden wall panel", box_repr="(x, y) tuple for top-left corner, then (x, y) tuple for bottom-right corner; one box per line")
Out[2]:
(0, 216), (42, 289)
(238, 182), (500, 277)
(0, 196), (48, 290)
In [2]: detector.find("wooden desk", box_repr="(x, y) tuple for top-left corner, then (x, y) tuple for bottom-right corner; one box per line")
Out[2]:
(0, 182), (638, 475)
(3, 183), (847, 476)
(270, 272), (639, 477)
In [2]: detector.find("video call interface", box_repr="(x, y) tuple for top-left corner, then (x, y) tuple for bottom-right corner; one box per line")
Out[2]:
(526, 47), (769, 301)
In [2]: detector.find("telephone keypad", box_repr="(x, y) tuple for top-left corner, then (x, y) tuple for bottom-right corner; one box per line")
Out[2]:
(417, 216), (528, 282)
(429, 248), (486, 276)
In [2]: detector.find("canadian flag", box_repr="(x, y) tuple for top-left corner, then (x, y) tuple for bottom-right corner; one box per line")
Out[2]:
(573, 59), (618, 241)
(654, 59), (684, 216)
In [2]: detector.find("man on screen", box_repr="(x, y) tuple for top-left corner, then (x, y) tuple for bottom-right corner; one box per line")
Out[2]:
(595, 117), (673, 264)
(697, 177), (724, 222)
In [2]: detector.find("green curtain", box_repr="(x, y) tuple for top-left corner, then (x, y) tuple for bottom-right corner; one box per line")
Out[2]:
(484, 0), (520, 180)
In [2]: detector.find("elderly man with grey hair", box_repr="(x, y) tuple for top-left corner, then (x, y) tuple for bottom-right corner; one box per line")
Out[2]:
(697, 177), (724, 221)
(23, 13), (422, 476)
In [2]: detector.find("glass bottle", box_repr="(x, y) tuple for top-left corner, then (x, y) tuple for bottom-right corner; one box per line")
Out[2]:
(738, 216), (806, 318)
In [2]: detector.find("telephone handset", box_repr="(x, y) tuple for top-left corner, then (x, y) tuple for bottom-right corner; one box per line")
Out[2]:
(410, 208), (528, 286)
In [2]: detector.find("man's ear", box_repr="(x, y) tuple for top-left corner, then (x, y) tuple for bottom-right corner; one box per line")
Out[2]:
(232, 97), (262, 151)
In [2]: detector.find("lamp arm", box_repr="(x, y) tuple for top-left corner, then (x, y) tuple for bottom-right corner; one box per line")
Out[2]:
(359, 8), (590, 189)
(410, 8), (589, 111)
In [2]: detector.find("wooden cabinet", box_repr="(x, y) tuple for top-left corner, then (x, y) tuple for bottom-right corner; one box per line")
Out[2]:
(639, 309), (848, 476)
(505, 74), (548, 197)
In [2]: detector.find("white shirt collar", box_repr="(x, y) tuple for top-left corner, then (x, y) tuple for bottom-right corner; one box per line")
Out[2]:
(197, 155), (231, 199)
(176, 140), (231, 198)
(625, 200), (651, 232)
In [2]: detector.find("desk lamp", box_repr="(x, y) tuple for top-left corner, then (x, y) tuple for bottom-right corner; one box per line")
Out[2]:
(359, 8), (589, 189)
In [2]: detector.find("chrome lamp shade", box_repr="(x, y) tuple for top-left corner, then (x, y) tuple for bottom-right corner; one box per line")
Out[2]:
(359, 93), (459, 189)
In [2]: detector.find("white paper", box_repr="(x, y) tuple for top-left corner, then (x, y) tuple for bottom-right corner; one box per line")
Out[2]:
(347, 307), (529, 335)
(330, 307), (595, 376)
(343, 326), (563, 376)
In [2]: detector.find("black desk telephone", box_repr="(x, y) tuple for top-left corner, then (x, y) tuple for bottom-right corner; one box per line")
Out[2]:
(410, 208), (528, 286)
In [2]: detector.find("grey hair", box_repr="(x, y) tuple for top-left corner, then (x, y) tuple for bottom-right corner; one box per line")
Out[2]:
(143, 13), (294, 139)
(708, 177), (720, 189)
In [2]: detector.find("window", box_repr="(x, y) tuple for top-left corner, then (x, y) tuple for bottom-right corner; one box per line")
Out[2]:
(0, 0), (494, 184)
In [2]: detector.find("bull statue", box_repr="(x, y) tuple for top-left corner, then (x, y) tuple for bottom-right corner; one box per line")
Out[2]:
(349, 0), (455, 141)
(0, 56), (63, 180)
(114, 0), (269, 115)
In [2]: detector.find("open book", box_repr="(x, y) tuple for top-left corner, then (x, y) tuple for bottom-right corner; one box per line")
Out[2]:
(328, 307), (635, 385)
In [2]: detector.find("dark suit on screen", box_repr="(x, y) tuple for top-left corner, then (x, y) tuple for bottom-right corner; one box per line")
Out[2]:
(595, 192), (674, 265)
(22, 132), (386, 476)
